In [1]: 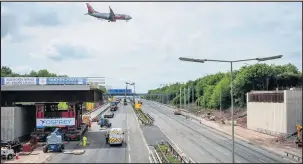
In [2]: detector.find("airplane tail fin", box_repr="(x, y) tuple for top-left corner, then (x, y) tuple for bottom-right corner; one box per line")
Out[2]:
(86, 3), (96, 14)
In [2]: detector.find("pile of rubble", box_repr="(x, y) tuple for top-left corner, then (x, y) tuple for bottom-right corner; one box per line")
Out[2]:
(197, 109), (247, 128)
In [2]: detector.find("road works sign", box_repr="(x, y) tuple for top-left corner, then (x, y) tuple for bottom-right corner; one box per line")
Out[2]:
(36, 118), (75, 127)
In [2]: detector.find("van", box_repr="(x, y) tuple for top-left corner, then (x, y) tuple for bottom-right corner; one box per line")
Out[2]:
(106, 128), (124, 146)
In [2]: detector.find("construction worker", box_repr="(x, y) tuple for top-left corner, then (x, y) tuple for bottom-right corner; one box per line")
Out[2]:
(88, 121), (92, 130)
(105, 131), (109, 144)
(82, 136), (87, 147)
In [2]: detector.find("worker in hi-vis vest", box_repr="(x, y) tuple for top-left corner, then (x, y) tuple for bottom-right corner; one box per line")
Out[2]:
(83, 136), (87, 147)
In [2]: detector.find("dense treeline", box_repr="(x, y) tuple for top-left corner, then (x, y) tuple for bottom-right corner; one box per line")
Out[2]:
(1, 66), (68, 77)
(147, 63), (302, 110)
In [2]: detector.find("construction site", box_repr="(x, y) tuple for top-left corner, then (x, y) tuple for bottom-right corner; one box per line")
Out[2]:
(176, 88), (302, 159)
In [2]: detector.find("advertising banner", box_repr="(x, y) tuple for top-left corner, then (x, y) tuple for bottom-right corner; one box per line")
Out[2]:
(36, 118), (75, 127)
(2, 77), (37, 85)
(45, 77), (87, 85)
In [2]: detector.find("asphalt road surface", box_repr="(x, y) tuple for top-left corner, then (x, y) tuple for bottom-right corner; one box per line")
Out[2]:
(47, 103), (150, 163)
(142, 100), (292, 163)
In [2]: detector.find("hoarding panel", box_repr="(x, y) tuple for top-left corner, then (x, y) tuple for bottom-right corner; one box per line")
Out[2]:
(45, 77), (87, 85)
(2, 77), (37, 85)
(36, 118), (75, 127)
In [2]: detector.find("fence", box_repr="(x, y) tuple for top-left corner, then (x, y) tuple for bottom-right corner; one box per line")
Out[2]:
(166, 140), (195, 163)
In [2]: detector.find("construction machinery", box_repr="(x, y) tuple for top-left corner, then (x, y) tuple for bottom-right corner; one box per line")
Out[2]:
(99, 118), (112, 128)
(295, 124), (302, 147)
(30, 128), (49, 142)
(43, 128), (65, 153)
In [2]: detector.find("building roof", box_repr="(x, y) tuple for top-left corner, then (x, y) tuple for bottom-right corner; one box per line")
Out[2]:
(1, 85), (91, 91)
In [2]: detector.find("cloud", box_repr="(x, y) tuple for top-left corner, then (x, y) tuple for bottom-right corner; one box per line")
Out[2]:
(26, 11), (61, 27)
(1, 2), (302, 92)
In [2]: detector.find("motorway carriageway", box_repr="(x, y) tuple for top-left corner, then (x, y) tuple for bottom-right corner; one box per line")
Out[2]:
(46, 103), (150, 163)
(142, 100), (291, 163)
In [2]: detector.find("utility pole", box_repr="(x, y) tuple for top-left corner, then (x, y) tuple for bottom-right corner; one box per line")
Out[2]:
(184, 88), (186, 109)
(220, 92), (222, 118)
(179, 88), (182, 109)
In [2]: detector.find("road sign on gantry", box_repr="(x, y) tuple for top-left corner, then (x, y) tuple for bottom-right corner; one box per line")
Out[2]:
(108, 89), (132, 95)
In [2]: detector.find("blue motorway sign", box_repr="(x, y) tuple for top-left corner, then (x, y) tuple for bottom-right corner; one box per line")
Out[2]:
(108, 89), (132, 95)
(45, 77), (87, 85)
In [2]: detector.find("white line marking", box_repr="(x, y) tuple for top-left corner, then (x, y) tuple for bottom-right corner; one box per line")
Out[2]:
(258, 159), (266, 163)
(241, 150), (251, 156)
(211, 159), (216, 163)
(196, 148), (204, 155)
(128, 145), (131, 151)
(129, 153), (131, 163)
(215, 147), (228, 156)
(128, 135), (130, 142)
(236, 160), (241, 163)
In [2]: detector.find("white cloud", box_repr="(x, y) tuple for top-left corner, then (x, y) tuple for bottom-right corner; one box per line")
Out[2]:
(1, 2), (302, 92)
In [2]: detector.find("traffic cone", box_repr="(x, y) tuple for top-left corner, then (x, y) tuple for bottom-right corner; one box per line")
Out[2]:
(16, 153), (19, 160)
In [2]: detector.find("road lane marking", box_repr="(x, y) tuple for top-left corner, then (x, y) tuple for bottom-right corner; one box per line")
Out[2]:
(128, 145), (131, 151)
(128, 135), (130, 142)
(258, 159), (266, 163)
(236, 160), (241, 163)
(129, 153), (131, 163)
(196, 148), (204, 155)
(211, 159), (216, 163)
(214, 147), (228, 156)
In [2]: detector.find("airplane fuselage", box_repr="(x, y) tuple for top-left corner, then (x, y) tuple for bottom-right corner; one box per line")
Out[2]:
(89, 12), (131, 21)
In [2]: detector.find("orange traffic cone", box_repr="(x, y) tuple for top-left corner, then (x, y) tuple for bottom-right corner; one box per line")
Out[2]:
(16, 153), (19, 160)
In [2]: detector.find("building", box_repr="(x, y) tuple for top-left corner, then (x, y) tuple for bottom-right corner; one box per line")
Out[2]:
(247, 88), (302, 136)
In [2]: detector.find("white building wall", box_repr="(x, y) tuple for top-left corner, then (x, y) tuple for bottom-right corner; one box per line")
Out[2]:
(247, 102), (286, 135)
(247, 90), (302, 135)
(285, 90), (302, 134)
(1, 106), (35, 141)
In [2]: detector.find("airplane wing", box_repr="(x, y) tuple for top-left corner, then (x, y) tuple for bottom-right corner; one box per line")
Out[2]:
(109, 6), (116, 20)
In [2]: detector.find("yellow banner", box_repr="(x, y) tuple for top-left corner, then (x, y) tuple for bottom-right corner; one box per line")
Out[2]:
(135, 103), (142, 110)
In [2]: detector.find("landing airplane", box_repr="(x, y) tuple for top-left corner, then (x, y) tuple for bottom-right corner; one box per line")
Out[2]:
(85, 3), (132, 22)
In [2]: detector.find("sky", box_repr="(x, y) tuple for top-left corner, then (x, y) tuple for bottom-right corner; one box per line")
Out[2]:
(1, 2), (302, 93)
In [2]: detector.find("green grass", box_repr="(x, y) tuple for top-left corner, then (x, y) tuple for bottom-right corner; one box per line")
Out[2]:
(157, 144), (181, 163)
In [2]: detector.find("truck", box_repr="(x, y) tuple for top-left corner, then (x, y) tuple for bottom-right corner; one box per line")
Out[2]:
(1, 140), (22, 160)
(43, 128), (65, 153)
(105, 128), (124, 146)
(110, 102), (118, 111)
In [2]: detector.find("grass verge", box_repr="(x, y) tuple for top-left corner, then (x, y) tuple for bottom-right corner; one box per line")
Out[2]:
(131, 102), (149, 124)
(156, 144), (181, 163)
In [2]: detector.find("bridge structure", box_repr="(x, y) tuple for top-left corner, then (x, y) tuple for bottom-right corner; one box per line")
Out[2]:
(1, 77), (105, 106)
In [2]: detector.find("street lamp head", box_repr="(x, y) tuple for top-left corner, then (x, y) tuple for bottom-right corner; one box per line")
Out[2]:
(256, 55), (283, 62)
(179, 57), (205, 63)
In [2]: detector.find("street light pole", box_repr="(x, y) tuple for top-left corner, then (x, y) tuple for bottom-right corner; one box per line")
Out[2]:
(230, 62), (235, 163)
(179, 55), (283, 163)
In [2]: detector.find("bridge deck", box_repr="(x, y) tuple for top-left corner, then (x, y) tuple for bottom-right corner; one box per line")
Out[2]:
(1, 85), (91, 91)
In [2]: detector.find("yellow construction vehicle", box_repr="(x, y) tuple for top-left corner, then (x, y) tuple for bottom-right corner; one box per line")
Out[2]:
(295, 124), (302, 147)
